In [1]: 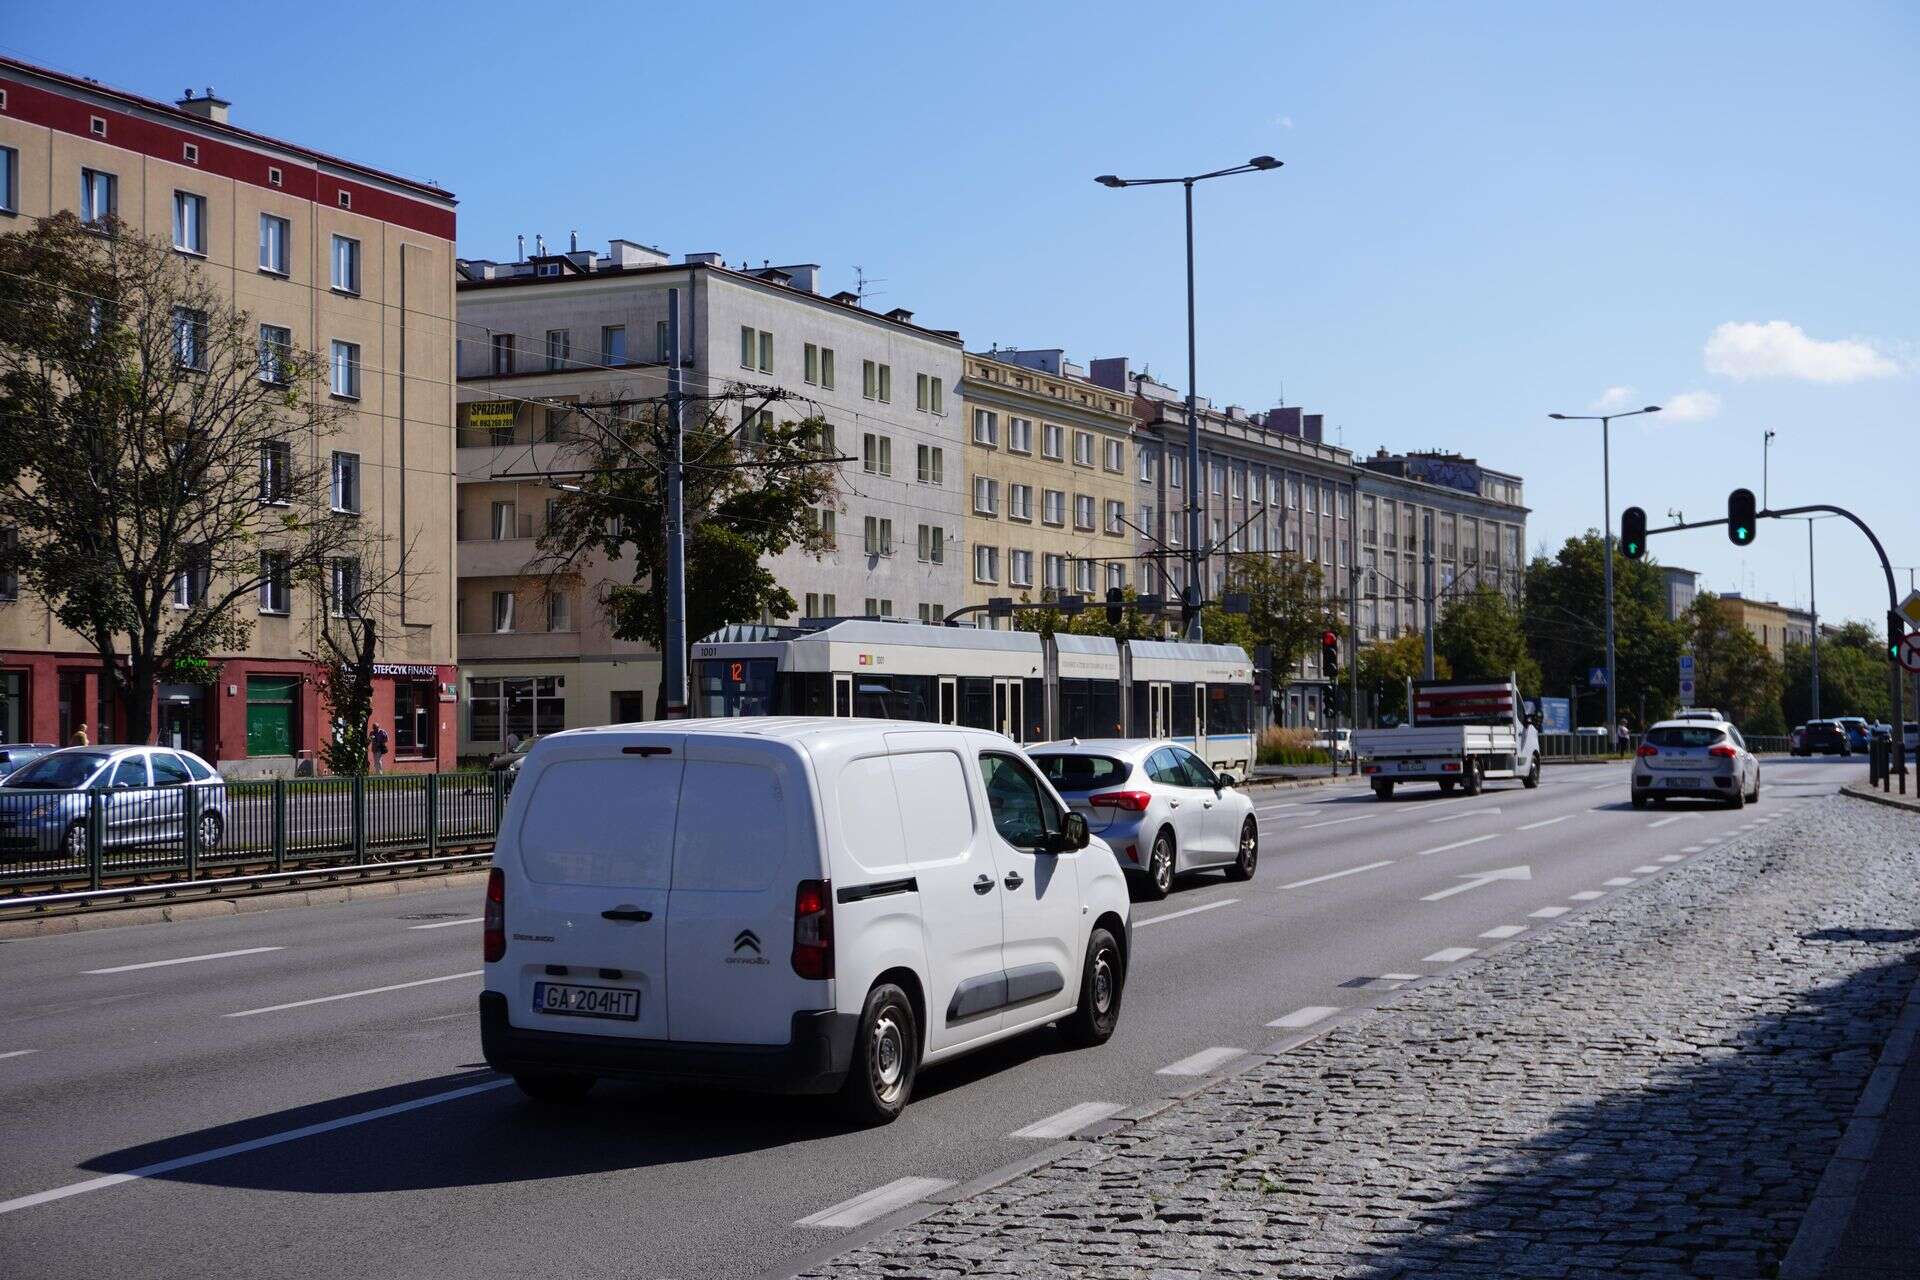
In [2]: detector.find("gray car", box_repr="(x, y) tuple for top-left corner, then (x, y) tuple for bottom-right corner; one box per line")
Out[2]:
(0, 745), (228, 859)
(1631, 719), (1760, 810)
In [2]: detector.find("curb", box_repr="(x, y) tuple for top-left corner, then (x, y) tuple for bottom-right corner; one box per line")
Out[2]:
(1840, 782), (1920, 814)
(1779, 971), (1920, 1278)
(0, 868), (490, 940)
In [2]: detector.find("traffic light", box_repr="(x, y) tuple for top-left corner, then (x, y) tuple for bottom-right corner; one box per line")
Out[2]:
(1106, 586), (1124, 629)
(1621, 506), (1647, 560)
(1727, 488), (1757, 546)
(1321, 629), (1341, 679)
(1891, 610), (1908, 664)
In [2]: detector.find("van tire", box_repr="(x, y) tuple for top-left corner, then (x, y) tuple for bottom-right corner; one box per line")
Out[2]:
(1372, 780), (1394, 800)
(1225, 816), (1258, 881)
(840, 983), (918, 1126)
(1438, 779), (1456, 793)
(1462, 760), (1483, 796)
(1141, 830), (1175, 901)
(1522, 755), (1541, 789)
(1061, 926), (1124, 1049)
(513, 1073), (595, 1104)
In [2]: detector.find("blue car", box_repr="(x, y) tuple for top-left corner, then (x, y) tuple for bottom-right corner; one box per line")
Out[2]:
(0, 746), (227, 860)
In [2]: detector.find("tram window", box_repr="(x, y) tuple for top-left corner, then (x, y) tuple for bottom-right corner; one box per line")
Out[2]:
(1208, 683), (1251, 735)
(853, 674), (938, 721)
(778, 672), (831, 716)
(939, 682), (956, 724)
(696, 658), (776, 717)
(957, 677), (995, 730)
(1024, 678), (1046, 741)
(1059, 679), (1124, 739)
(1130, 682), (1151, 737)
(835, 680), (852, 716)
(1171, 684), (1197, 739)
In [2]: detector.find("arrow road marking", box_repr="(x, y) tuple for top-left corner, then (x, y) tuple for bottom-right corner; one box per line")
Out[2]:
(1421, 865), (1532, 901)
(1415, 833), (1501, 857)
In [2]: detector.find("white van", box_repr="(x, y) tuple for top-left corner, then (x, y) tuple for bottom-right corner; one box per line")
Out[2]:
(479, 717), (1132, 1123)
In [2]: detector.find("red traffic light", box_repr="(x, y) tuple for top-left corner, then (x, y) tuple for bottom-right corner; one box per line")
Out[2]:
(1320, 630), (1339, 648)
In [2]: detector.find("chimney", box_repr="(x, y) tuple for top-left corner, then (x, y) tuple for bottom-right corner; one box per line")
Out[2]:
(772, 263), (819, 294)
(569, 230), (579, 253)
(1268, 406), (1303, 436)
(683, 252), (724, 266)
(884, 306), (915, 324)
(175, 87), (231, 124)
(535, 234), (546, 257)
(1087, 357), (1131, 392)
(1302, 413), (1324, 443)
(516, 234), (525, 261)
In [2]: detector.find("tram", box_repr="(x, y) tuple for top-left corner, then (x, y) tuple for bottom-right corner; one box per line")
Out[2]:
(690, 619), (1255, 772)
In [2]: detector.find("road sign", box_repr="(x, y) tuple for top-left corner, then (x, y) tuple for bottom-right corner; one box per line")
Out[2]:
(1678, 653), (1695, 678)
(1679, 677), (1697, 706)
(1902, 632), (1920, 676)
(1902, 590), (1920, 629)
(1588, 667), (1609, 688)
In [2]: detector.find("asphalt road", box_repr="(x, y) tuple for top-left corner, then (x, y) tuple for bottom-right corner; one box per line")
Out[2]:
(0, 755), (1863, 1279)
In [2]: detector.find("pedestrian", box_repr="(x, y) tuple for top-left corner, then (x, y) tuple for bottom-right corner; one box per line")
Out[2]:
(370, 722), (389, 774)
(504, 729), (522, 754)
(1616, 719), (1631, 755)
(71, 722), (89, 747)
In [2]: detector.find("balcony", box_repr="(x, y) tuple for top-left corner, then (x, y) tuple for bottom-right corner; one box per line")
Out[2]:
(458, 537), (542, 578)
(458, 629), (584, 662)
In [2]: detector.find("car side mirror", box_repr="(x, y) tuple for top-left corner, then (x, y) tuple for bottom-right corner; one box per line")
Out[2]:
(1215, 773), (1236, 791)
(1050, 811), (1090, 852)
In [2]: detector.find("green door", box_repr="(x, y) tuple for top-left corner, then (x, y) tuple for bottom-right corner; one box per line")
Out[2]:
(246, 676), (297, 756)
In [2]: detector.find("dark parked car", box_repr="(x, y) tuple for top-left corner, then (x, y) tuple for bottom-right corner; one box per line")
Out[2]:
(1796, 721), (1851, 757)
(0, 745), (58, 781)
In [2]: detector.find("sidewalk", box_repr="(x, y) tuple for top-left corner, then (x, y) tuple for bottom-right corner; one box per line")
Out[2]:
(804, 791), (1920, 1280)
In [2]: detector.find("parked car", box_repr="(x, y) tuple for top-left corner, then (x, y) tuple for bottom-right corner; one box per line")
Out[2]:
(1632, 719), (1760, 810)
(0, 746), (227, 859)
(1797, 721), (1852, 757)
(1030, 739), (1258, 900)
(488, 735), (541, 776)
(480, 718), (1129, 1123)
(0, 744), (57, 781)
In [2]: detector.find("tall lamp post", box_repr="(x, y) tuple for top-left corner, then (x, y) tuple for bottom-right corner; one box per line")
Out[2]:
(1548, 404), (1661, 737)
(1096, 156), (1284, 641)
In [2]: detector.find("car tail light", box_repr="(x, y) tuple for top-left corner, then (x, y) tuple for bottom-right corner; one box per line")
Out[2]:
(1637, 745), (1660, 757)
(1125, 844), (1140, 863)
(483, 867), (506, 963)
(1708, 744), (1738, 758)
(792, 878), (834, 980)
(1088, 790), (1151, 812)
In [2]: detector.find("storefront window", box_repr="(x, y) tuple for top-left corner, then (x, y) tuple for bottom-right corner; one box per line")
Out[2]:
(394, 679), (436, 756)
(467, 676), (563, 742)
(0, 671), (24, 743)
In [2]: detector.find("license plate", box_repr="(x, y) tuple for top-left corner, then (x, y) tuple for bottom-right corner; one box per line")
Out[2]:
(1663, 777), (1698, 788)
(532, 981), (639, 1021)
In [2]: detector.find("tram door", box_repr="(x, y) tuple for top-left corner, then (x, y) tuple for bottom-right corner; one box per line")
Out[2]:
(993, 678), (1024, 741)
(1149, 682), (1172, 737)
(833, 674), (853, 717)
(938, 677), (957, 725)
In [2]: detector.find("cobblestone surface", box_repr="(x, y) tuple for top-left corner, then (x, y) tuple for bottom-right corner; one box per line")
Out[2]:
(804, 795), (1920, 1280)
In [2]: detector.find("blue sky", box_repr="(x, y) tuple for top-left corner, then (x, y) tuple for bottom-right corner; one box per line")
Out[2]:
(11, 2), (1916, 626)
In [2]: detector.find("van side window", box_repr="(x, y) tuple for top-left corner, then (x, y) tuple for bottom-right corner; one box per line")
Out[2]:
(977, 752), (1058, 849)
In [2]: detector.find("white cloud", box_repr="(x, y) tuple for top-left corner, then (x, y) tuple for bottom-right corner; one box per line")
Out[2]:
(1274, 115), (1294, 130)
(1590, 385), (1635, 412)
(1703, 320), (1899, 383)
(1658, 390), (1721, 422)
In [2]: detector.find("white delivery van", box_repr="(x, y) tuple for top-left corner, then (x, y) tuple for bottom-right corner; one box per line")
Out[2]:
(480, 717), (1132, 1123)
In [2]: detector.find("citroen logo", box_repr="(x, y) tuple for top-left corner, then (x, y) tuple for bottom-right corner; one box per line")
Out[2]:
(732, 930), (762, 955)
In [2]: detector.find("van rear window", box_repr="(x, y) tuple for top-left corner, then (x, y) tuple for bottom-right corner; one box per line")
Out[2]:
(517, 758), (678, 888)
(1030, 754), (1127, 792)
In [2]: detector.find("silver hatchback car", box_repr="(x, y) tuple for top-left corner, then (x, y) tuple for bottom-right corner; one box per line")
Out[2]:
(0, 745), (228, 860)
(1631, 720), (1760, 810)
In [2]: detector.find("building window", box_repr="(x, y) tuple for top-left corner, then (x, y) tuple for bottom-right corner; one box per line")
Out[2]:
(1006, 416), (1032, 453)
(547, 591), (571, 632)
(490, 333), (514, 375)
(1139, 448), (1154, 483)
(1075, 559), (1096, 593)
(654, 319), (669, 362)
(259, 440), (292, 504)
(172, 307), (208, 370)
(330, 235), (360, 295)
(80, 168), (116, 226)
(803, 343), (835, 389)
(862, 360), (891, 402)
(1169, 454), (1184, 488)
(916, 373), (943, 414)
(601, 325), (625, 365)
(973, 544), (999, 583)
(815, 507), (836, 548)
(863, 516), (893, 556)
(0, 146), (17, 213)
(917, 603), (945, 624)
(1073, 431), (1094, 466)
(489, 589), (515, 633)
(1043, 554), (1065, 592)
(0, 528), (16, 601)
(1008, 483), (1033, 521)
(1073, 494), (1095, 530)
(972, 408), (998, 446)
(917, 524), (945, 564)
(862, 433), (892, 476)
(171, 546), (211, 608)
(972, 475), (1000, 516)
(1008, 548), (1033, 587)
(258, 214), (290, 275)
(1042, 423), (1063, 460)
(916, 444), (944, 485)
(545, 329), (570, 371)
(172, 191), (207, 255)
(739, 326), (772, 373)
(1104, 438), (1125, 472)
(329, 340), (360, 398)
(1043, 489), (1065, 526)
(804, 342), (820, 385)
(258, 325), (292, 384)
(862, 598), (894, 618)
(267, 166), (283, 187)
(1107, 562), (1125, 591)
(467, 676), (564, 742)
(259, 551), (290, 614)
(330, 451), (361, 514)
(739, 407), (773, 445)
(337, 190), (352, 210)
(1104, 499), (1125, 535)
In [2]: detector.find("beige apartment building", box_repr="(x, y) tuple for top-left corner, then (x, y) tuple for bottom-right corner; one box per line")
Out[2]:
(1717, 593), (1795, 661)
(958, 350), (1136, 620)
(0, 58), (458, 772)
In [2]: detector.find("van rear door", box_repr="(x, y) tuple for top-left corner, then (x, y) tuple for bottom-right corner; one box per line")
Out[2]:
(501, 734), (683, 1041)
(665, 736), (822, 1046)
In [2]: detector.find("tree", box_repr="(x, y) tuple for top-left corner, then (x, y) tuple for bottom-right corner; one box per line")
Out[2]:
(1522, 532), (1684, 725)
(1684, 592), (1784, 731)
(1435, 583), (1540, 693)
(1782, 622), (1893, 725)
(0, 212), (355, 745)
(1359, 633), (1451, 725)
(1201, 554), (1336, 687)
(302, 532), (419, 776)
(537, 391), (838, 715)
(1014, 587), (1165, 640)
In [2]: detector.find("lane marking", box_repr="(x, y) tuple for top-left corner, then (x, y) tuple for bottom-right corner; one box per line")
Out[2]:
(408, 917), (483, 931)
(84, 946), (284, 976)
(1415, 833), (1501, 858)
(1254, 803), (1301, 812)
(1300, 814), (1377, 830)
(1568, 890), (1606, 900)
(0, 1078), (513, 1217)
(1588, 782), (1615, 791)
(1517, 815), (1573, 831)
(1009, 1102), (1125, 1140)
(1381, 973), (1423, 981)
(1631, 865), (1666, 874)
(1423, 947), (1477, 963)
(1429, 807), (1501, 825)
(1530, 906), (1571, 918)
(1280, 860), (1394, 890)
(1681, 845), (1707, 853)
(1603, 877), (1637, 887)
(0, 1049), (40, 1061)
(1647, 815), (1694, 829)
(1267, 1005), (1340, 1030)
(1156, 1046), (1246, 1077)
(796, 1176), (956, 1229)
(1479, 925), (1527, 940)
(1134, 898), (1239, 928)
(225, 971), (483, 1018)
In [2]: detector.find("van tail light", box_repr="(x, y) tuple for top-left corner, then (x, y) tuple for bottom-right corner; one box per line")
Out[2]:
(483, 868), (506, 963)
(1707, 744), (1738, 758)
(1441, 762), (1462, 773)
(1088, 790), (1151, 812)
(1362, 765), (1380, 775)
(792, 878), (834, 980)
(1637, 745), (1660, 757)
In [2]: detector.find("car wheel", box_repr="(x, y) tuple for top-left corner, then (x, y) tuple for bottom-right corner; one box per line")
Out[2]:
(839, 982), (918, 1125)
(1631, 793), (1648, 809)
(1225, 816), (1258, 882)
(513, 1073), (595, 1104)
(197, 811), (224, 850)
(1060, 925), (1124, 1049)
(1140, 831), (1174, 901)
(62, 821), (88, 860)
(1727, 786), (1745, 810)
(1522, 755), (1541, 789)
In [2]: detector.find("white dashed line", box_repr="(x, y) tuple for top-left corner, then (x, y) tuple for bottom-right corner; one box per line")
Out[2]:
(1658, 855), (1684, 863)
(1254, 803), (1301, 812)
(1280, 861), (1394, 890)
(1569, 891), (1605, 900)
(1429, 808), (1501, 824)
(85, 946), (284, 975)
(1423, 947), (1477, 963)
(1300, 814), (1377, 830)
(1266, 1005), (1341, 1030)
(1589, 783), (1616, 791)
(1631, 865), (1665, 874)
(0, 1050), (39, 1062)
(1380, 973), (1423, 982)
(1156, 1047), (1247, 1077)
(796, 1177), (956, 1229)
(1530, 906), (1571, 918)
(1603, 877), (1637, 887)
(408, 917), (483, 931)
(1647, 815), (1691, 829)
(1133, 898), (1239, 928)
(1681, 845), (1707, 853)
(1479, 925), (1527, 940)
(1009, 1102), (1125, 1140)
(1517, 815), (1574, 831)
(225, 971), (483, 1018)
(1415, 833), (1501, 857)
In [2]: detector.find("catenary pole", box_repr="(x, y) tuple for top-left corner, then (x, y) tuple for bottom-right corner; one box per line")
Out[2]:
(662, 286), (689, 718)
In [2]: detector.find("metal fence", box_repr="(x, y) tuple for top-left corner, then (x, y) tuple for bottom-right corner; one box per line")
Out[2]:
(1538, 733), (1623, 760)
(0, 771), (507, 890)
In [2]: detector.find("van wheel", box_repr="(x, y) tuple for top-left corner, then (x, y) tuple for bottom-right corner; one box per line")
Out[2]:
(1061, 926), (1124, 1049)
(514, 1073), (595, 1104)
(1140, 831), (1174, 901)
(1438, 779), (1456, 793)
(1522, 756), (1541, 789)
(1462, 761), (1483, 796)
(840, 983), (918, 1126)
(1225, 816), (1258, 881)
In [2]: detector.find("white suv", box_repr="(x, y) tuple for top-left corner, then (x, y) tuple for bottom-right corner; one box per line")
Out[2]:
(480, 718), (1131, 1124)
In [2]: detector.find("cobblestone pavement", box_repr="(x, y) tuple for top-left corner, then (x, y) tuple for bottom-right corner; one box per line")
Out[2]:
(805, 794), (1920, 1280)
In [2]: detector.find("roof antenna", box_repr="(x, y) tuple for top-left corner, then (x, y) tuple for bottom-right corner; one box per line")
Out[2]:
(853, 265), (886, 305)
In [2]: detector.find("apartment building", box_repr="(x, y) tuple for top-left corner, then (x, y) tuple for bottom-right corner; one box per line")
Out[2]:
(452, 241), (965, 754)
(959, 350), (1137, 621)
(1658, 565), (1701, 621)
(0, 58), (458, 772)
(1717, 593), (1795, 660)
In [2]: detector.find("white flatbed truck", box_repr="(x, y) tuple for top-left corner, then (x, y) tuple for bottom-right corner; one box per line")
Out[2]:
(1353, 677), (1542, 799)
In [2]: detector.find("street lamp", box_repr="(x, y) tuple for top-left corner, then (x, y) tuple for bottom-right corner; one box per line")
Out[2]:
(1547, 404), (1661, 736)
(1096, 156), (1283, 640)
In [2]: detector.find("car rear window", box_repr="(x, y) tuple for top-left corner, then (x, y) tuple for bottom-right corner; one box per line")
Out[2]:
(1648, 727), (1726, 749)
(1030, 754), (1128, 792)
